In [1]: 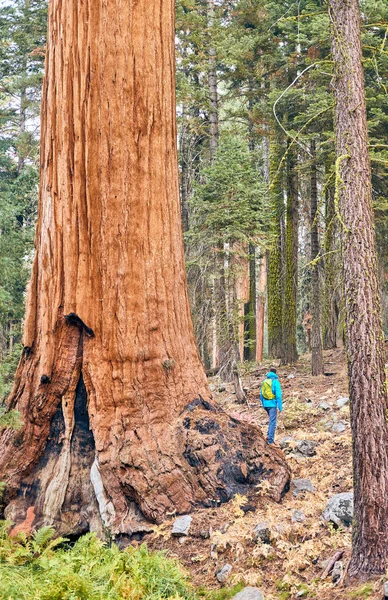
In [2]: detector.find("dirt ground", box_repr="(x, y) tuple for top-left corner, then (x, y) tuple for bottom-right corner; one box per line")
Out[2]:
(145, 348), (387, 600)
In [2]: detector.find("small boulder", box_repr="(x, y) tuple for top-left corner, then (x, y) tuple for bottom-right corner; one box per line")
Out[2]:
(319, 402), (330, 411)
(240, 503), (256, 514)
(331, 560), (343, 583)
(323, 492), (354, 527)
(172, 515), (192, 537)
(253, 522), (272, 544)
(216, 563), (232, 584)
(232, 587), (265, 600)
(296, 439), (318, 457)
(331, 421), (347, 434)
(279, 436), (294, 450)
(336, 396), (349, 408)
(292, 510), (306, 523)
(291, 478), (316, 497)
(287, 373), (295, 379)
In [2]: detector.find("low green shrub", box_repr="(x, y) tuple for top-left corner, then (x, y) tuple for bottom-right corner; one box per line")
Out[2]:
(0, 522), (240, 600)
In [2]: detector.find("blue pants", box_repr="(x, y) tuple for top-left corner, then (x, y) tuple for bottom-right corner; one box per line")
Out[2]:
(264, 407), (277, 444)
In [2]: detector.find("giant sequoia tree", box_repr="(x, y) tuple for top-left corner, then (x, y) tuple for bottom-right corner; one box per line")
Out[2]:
(329, 0), (388, 579)
(0, 0), (289, 538)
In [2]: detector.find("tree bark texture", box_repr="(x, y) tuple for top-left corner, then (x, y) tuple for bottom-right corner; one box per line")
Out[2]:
(179, 105), (190, 234)
(245, 244), (257, 361)
(256, 253), (267, 363)
(267, 133), (284, 360)
(281, 145), (298, 365)
(207, 0), (218, 164)
(310, 140), (324, 376)
(329, 0), (388, 579)
(323, 185), (339, 349)
(0, 0), (290, 539)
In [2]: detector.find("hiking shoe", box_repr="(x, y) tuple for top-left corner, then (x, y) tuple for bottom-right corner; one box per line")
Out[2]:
(268, 441), (281, 449)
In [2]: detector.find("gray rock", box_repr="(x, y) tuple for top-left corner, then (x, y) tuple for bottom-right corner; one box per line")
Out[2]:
(331, 560), (343, 583)
(296, 439), (318, 457)
(384, 581), (388, 599)
(291, 478), (316, 497)
(253, 522), (272, 544)
(324, 420), (334, 430)
(336, 396), (349, 408)
(292, 510), (306, 523)
(331, 421), (347, 434)
(209, 384), (217, 392)
(172, 515), (192, 537)
(287, 373), (295, 379)
(323, 492), (354, 527)
(279, 436), (294, 450)
(232, 587), (265, 600)
(319, 402), (330, 411)
(216, 563), (232, 584)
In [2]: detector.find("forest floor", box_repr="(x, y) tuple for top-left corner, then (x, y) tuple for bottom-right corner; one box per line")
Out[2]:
(146, 347), (386, 600)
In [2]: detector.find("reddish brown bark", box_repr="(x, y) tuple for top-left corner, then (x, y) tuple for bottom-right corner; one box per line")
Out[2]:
(0, 0), (290, 539)
(329, 0), (388, 579)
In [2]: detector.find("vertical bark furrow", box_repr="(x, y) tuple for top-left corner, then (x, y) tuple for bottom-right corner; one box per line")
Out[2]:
(329, 0), (388, 579)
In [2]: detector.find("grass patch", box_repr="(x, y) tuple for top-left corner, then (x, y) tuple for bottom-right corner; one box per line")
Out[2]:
(348, 583), (374, 598)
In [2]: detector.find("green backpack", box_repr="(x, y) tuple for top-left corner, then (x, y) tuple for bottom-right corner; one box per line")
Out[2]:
(261, 378), (275, 400)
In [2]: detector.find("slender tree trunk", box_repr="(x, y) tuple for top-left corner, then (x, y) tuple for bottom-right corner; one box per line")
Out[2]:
(310, 140), (323, 375)
(323, 185), (339, 349)
(245, 95), (257, 361)
(329, 0), (388, 579)
(256, 253), (266, 363)
(267, 133), (284, 359)
(245, 244), (257, 361)
(206, 0), (223, 371)
(281, 144), (298, 365)
(0, 0), (290, 539)
(207, 0), (218, 164)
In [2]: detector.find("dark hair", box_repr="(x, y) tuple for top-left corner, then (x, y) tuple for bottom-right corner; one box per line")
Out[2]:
(269, 367), (277, 374)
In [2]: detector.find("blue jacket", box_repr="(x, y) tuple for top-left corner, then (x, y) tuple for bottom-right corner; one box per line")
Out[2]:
(260, 372), (283, 412)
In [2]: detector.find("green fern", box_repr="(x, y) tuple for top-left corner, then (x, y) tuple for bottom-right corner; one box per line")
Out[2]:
(0, 524), (242, 599)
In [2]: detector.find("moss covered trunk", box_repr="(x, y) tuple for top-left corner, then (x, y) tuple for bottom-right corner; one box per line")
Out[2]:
(267, 133), (284, 360)
(281, 144), (298, 365)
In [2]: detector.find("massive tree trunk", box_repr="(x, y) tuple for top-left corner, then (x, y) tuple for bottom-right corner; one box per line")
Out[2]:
(329, 0), (388, 579)
(281, 144), (298, 365)
(310, 140), (323, 376)
(0, 0), (290, 539)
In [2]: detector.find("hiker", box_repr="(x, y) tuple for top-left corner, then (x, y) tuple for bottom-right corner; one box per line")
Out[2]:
(260, 367), (283, 446)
